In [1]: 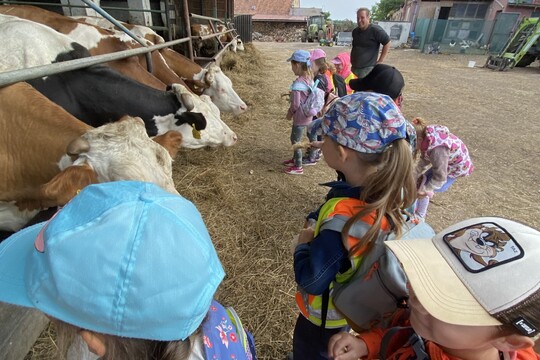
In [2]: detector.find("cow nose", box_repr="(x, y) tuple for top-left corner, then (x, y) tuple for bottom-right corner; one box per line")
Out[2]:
(232, 133), (238, 143)
(239, 104), (247, 111)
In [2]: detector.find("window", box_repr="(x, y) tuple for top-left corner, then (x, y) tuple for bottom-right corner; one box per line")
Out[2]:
(449, 2), (488, 19)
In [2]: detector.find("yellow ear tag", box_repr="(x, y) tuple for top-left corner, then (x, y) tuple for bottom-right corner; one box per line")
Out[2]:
(192, 124), (201, 139)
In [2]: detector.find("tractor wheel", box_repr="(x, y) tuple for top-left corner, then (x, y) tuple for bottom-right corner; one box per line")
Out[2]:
(516, 54), (536, 67)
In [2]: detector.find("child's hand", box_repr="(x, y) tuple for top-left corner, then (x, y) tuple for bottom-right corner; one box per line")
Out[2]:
(417, 190), (434, 198)
(297, 227), (314, 245)
(328, 332), (368, 360)
(309, 140), (324, 149)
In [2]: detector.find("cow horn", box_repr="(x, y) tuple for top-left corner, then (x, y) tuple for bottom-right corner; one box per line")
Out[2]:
(181, 93), (195, 111)
(67, 137), (90, 156)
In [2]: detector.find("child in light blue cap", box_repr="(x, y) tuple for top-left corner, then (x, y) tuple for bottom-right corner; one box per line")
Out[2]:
(283, 49), (319, 175)
(290, 92), (418, 360)
(0, 181), (256, 360)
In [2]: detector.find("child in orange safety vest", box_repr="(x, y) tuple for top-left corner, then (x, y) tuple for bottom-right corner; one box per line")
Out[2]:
(289, 92), (417, 359)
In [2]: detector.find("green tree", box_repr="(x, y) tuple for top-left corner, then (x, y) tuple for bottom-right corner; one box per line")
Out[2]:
(322, 11), (331, 20)
(371, 0), (404, 21)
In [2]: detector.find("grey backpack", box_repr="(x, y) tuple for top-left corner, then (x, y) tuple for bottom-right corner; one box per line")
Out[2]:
(328, 218), (435, 332)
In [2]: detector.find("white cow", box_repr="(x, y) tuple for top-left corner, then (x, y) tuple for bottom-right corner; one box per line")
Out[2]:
(164, 84), (238, 148)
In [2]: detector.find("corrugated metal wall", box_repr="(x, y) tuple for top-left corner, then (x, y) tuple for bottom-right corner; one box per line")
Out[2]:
(233, 14), (252, 42)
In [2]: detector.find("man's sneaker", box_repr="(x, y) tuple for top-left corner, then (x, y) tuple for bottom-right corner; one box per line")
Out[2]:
(282, 159), (295, 166)
(284, 166), (303, 175)
(302, 158), (317, 166)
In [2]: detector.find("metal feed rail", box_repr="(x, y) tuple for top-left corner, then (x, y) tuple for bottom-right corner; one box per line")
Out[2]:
(0, 36), (190, 88)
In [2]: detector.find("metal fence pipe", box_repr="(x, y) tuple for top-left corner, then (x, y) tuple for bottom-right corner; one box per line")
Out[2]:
(0, 37), (190, 88)
(189, 13), (224, 23)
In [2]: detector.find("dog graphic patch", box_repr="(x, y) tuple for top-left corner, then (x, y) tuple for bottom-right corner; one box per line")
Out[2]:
(442, 221), (524, 272)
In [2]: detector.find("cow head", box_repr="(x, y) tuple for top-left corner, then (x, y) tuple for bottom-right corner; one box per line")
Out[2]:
(14, 117), (181, 213)
(67, 116), (179, 192)
(201, 64), (247, 116)
(155, 84), (238, 149)
(236, 38), (245, 51)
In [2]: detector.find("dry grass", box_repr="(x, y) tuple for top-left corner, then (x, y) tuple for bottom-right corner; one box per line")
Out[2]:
(28, 43), (540, 359)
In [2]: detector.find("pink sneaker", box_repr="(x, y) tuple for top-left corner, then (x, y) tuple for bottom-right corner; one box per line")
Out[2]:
(284, 166), (303, 175)
(282, 159), (295, 166)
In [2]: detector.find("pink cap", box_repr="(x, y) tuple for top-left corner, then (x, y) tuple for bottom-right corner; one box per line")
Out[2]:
(331, 58), (342, 65)
(310, 48), (326, 61)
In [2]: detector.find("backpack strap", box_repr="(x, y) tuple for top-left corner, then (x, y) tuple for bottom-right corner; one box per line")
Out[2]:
(226, 306), (248, 352)
(320, 288), (330, 337)
(290, 79), (319, 93)
(379, 326), (429, 360)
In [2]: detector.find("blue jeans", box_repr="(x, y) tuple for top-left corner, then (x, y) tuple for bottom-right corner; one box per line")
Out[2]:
(291, 125), (317, 167)
(292, 313), (347, 360)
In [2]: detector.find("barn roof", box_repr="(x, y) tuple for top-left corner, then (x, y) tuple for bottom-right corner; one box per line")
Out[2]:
(235, 0), (322, 22)
(235, 0), (295, 16)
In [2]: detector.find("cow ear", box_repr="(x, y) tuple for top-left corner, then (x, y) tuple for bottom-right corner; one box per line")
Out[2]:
(15, 164), (98, 211)
(174, 112), (207, 131)
(152, 131), (183, 158)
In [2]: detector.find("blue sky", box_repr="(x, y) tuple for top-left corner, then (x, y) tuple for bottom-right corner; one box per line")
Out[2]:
(300, 0), (379, 21)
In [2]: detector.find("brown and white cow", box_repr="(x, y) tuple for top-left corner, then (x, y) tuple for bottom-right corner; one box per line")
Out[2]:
(191, 23), (219, 57)
(0, 5), (185, 90)
(70, 15), (248, 115)
(0, 82), (183, 232)
(215, 24), (244, 52)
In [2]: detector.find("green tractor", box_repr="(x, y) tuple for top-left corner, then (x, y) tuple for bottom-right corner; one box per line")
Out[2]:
(485, 17), (540, 70)
(301, 15), (334, 46)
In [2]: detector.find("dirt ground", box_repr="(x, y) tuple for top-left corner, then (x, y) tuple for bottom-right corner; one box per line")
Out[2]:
(28, 43), (540, 359)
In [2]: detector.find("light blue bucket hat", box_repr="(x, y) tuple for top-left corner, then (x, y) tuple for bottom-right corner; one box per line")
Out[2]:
(0, 181), (224, 341)
(311, 92), (416, 153)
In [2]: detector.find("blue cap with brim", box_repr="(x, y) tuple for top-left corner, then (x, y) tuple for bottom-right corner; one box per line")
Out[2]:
(310, 92), (416, 153)
(0, 181), (225, 341)
(286, 49), (311, 66)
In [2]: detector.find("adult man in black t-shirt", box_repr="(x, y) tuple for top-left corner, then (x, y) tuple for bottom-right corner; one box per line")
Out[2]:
(350, 8), (391, 79)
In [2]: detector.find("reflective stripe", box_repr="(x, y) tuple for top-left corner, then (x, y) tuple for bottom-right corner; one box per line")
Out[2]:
(320, 214), (372, 239)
